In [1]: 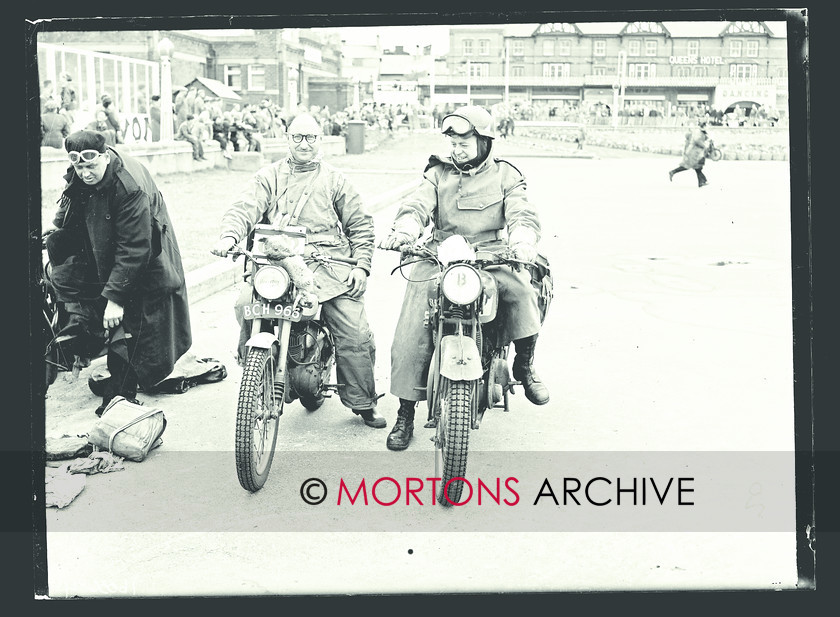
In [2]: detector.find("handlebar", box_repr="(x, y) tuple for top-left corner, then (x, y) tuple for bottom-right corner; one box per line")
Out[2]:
(220, 246), (359, 267)
(378, 243), (532, 275)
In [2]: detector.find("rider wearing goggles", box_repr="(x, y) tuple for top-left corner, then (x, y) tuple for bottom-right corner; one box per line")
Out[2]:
(68, 149), (104, 165)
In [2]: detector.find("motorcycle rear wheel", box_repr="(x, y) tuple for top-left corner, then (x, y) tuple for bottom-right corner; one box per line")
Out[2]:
(235, 347), (283, 492)
(436, 378), (472, 506)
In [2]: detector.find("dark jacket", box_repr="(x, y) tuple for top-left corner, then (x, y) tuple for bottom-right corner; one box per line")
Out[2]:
(53, 147), (192, 386)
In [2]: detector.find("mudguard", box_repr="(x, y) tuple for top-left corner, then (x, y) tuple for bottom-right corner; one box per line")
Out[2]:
(246, 331), (278, 350)
(438, 334), (483, 381)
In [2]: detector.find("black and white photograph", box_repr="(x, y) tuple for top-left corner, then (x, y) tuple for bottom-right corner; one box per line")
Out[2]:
(24, 8), (815, 599)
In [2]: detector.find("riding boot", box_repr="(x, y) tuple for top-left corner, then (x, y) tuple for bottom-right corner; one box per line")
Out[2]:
(386, 399), (416, 451)
(512, 334), (550, 405)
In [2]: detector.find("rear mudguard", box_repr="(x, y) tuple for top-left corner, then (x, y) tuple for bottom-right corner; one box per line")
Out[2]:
(438, 334), (483, 381)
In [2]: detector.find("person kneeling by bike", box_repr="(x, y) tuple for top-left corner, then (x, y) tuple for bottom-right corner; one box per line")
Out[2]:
(379, 105), (550, 452)
(211, 113), (385, 429)
(45, 130), (193, 415)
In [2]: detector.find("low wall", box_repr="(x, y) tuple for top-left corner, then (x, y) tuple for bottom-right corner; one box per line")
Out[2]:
(40, 135), (348, 192)
(514, 122), (790, 161)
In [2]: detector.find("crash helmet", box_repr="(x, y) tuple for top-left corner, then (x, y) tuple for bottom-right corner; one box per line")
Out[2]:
(441, 105), (495, 139)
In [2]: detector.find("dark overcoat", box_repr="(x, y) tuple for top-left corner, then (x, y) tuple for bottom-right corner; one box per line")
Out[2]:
(53, 147), (192, 387)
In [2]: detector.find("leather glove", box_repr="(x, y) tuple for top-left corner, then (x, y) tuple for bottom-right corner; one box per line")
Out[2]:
(378, 231), (415, 250)
(511, 243), (538, 264)
(211, 236), (237, 257)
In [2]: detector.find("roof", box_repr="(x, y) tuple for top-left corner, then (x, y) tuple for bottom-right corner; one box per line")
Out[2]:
(185, 76), (242, 101)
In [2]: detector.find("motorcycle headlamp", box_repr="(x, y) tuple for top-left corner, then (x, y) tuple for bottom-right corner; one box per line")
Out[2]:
(253, 266), (290, 300)
(441, 264), (482, 305)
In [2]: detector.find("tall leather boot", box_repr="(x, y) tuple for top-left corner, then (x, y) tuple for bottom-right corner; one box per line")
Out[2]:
(512, 334), (550, 405)
(386, 399), (416, 451)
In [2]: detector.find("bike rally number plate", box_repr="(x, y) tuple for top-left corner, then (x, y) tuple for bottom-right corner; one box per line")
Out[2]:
(242, 301), (303, 322)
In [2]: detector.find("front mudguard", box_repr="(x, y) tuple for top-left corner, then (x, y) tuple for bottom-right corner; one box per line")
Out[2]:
(246, 331), (279, 350)
(438, 334), (483, 381)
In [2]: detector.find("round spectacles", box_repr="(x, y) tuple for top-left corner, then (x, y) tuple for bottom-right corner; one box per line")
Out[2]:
(68, 150), (103, 165)
(290, 134), (318, 144)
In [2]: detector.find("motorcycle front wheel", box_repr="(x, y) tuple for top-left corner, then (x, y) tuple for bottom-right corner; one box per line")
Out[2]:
(435, 378), (472, 506)
(235, 347), (283, 492)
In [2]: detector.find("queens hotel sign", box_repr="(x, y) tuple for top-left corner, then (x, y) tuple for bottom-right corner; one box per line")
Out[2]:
(669, 55), (725, 65)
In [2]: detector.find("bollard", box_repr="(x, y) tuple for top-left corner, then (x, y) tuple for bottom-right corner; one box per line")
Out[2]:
(346, 120), (366, 154)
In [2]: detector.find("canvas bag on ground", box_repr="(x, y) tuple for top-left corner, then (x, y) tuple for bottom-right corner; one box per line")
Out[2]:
(88, 396), (166, 462)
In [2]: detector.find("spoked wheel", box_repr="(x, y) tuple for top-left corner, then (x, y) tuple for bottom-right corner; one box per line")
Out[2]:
(435, 378), (472, 506)
(235, 347), (283, 492)
(44, 308), (70, 390)
(708, 147), (722, 161)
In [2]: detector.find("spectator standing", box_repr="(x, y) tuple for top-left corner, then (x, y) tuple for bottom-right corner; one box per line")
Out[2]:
(99, 93), (125, 144)
(58, 72), (77, 128)
(174, 88), (188, 133)
(184, 87), (198, 118)
(41, 99), (71, 148)
(149, 95), (161, 142)
(212, 115), (233, 159)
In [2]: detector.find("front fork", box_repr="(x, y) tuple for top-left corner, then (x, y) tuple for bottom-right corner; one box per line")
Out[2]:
(247, 317), (292, 416)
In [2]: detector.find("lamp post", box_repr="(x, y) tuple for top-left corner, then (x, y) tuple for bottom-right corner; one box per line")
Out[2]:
(157, 37), (174, 142)
(466, 59), (471, 104)
(612, 50), (627, 128)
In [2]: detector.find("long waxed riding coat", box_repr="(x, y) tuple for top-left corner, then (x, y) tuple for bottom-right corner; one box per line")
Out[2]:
(53, 147), (192, 387)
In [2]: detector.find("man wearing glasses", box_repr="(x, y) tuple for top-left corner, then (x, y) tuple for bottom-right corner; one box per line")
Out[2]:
(379, 105), (550, 451)
(45, 130), (192, 416)
(211, 114), (385, 429)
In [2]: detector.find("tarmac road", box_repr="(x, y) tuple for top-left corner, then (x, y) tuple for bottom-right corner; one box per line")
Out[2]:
(41, 138), (801, 596)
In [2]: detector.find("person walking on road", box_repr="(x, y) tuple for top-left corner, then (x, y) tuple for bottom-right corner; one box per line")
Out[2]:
(44, 130), (193, 416)
(210, 113), (385, 429)
(669, 120), (711, 187)
(379, 105), (551, 452)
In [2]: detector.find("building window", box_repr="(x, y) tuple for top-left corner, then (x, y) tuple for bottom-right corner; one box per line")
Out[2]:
(592, 66), (607, 76)
(467, 62), (489, 78)
(512, 65), (524, 77)
(628, 63), (656, 78)
(512, 40), (524, 55)
(693, 66), (708, 77)
(675, 66), (691, 77)
(248, 64), (265, 91)
(224, 64), (241, 90)
(594, 40), (606, 56)
(543, 39), (554, 56)
(463, 39), (473, 56)
(628, 39), (641, 56)
(558, 39), (571, 56)
(479, 39), (490, 56)
(729, 63), (757, 79)
(687, 40), (699, 56)
(746, 40), (759, 57)
(775, 66), (788, 78)
(729, 40), (743, 57)
(542, 63), (570, 78)
(645, 40), (657, 56)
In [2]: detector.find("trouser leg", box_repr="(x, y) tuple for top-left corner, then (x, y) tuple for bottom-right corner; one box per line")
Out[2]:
(390, 261), (438, 402)
(696, 167), (708, 185)
(320, 295), (378, 409)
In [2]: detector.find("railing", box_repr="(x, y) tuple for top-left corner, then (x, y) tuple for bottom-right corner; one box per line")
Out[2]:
(38, 42), (160, 142)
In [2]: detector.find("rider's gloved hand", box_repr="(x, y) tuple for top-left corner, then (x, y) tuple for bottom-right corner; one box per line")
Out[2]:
(211, 236), (237, 257)
(511, 243), (538, 264)
(508, 226), (539, 264)
(378, 231), (415, 250)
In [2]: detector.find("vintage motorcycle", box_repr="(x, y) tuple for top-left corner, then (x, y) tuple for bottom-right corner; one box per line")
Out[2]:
(225, 223), (357, 492)
(386, 235), (552, 506)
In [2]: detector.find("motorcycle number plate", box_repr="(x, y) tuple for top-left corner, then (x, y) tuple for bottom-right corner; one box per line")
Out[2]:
(242, 302), (302, 322)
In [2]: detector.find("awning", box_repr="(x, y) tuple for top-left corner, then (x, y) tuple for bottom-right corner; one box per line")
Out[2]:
(677, 93), (710, 101)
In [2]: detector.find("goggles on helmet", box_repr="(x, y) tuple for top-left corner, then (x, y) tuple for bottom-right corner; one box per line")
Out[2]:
(441, 114), (475, 136)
